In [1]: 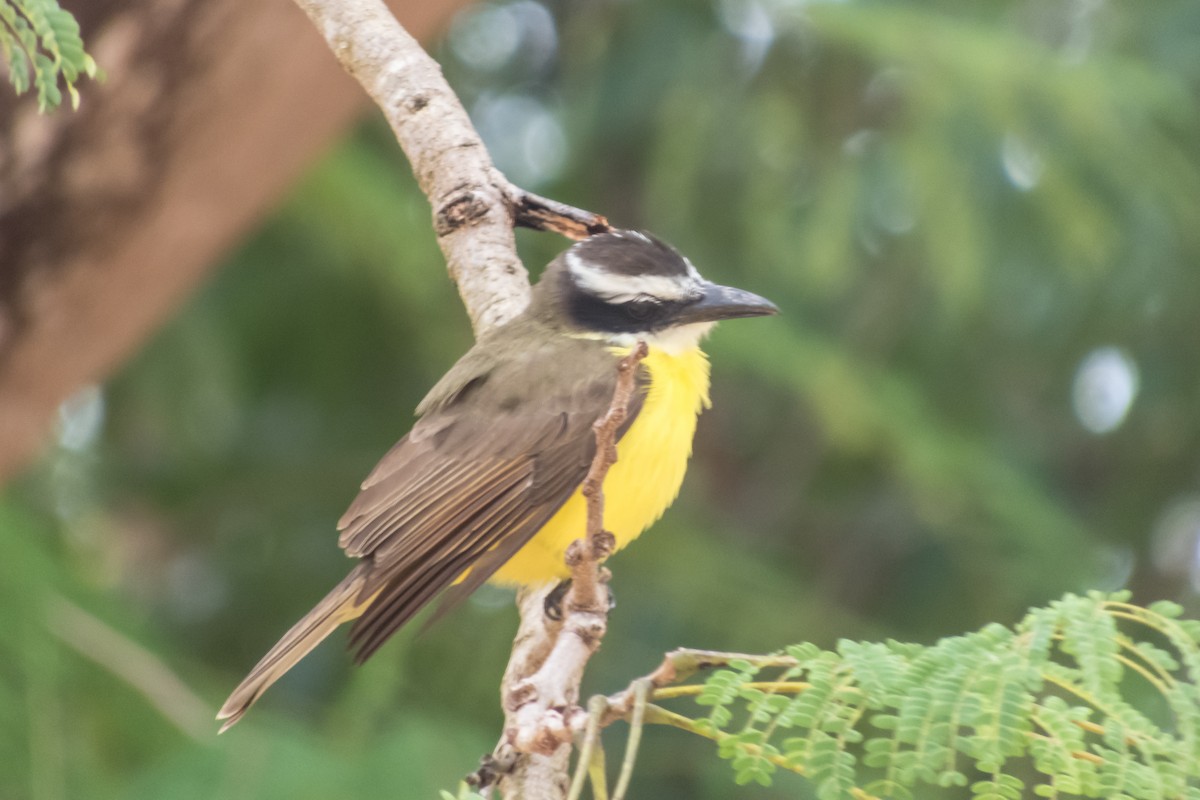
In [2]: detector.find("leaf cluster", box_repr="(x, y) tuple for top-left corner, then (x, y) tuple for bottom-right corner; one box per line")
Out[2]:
(1, 0), (96, 111)
(682, 592), (1200, 799)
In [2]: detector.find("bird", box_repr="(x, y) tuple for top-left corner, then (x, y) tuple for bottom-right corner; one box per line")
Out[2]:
(217, 230), (776, 730)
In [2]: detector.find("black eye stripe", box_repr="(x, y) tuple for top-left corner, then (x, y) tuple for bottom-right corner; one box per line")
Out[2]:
(556, 231), (703, 333)
(566, 290), (682, 333)
(624, 297), (662, 321)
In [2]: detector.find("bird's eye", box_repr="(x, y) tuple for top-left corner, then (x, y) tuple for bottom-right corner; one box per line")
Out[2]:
(624, 296), (661, 321)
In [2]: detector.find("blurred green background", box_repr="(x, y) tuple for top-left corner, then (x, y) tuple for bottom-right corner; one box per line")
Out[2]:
(4, 0), (1200, 797)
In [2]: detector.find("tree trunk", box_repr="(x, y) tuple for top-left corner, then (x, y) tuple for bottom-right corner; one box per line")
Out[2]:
(0, 0), (469, 484)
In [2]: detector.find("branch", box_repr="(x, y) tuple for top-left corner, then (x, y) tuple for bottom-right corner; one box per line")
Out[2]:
(290, 0), (609, 336)
(289, 2), (615, 797)
(502, 344), (647, 751)
(512, 190), (612, 241)
(601, 648), (802, 724)
(48, 597), (211, 742)
(477, 344), (647, 798)
(573, 594), (1200, 799)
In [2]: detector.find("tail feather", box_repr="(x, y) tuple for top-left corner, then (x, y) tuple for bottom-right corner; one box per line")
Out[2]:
(217, 567), (374, 732)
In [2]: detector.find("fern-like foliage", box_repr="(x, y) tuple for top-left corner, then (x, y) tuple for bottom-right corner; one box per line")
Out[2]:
(0, 0), (96, 111)
(680, 592), (1200, 799)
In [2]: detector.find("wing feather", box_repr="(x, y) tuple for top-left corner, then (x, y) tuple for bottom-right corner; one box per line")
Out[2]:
(372, 459), (533, 565)
(220, 322), (655, 726)
(330, 322), (648, 660)
(340, 457), (514, 558)
(338, 457), (459, 536)
(350, 483), (539, 660)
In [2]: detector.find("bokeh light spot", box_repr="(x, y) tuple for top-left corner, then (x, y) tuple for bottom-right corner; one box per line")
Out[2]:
(473, 94), (567, 187)
(1071, 346), (1138, 434)
(1001, 133), (1044, 191)
(57, 383), (105, 452)
(448, 4), (522, 72)
(717, 0), (776, 74)
(1152, 496), (1200, 593)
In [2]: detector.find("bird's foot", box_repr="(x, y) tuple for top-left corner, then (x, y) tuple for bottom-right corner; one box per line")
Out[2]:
(543, 578), (615, 622)
(465, 746), (516, 791)
(543, 579), (571, 622)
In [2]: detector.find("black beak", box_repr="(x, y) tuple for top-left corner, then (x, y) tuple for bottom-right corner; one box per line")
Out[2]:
(677, 282), (779, 324)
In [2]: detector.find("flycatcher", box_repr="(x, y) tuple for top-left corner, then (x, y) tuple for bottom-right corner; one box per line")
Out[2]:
(218, 230), (776, 729)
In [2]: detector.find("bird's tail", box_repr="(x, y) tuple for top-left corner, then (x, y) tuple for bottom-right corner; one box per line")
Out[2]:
(216, 566), (374, 732)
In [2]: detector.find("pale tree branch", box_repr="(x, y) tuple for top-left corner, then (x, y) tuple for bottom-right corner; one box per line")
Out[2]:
(502, 344), (647, 750)
(289, 1), (614, 798)
(48, 597), (212, 742)
(291, 0), (609, 336)
(481, 344), (646, 799)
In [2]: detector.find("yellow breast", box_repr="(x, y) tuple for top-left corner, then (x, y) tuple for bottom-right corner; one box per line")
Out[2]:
(489, 345), (712, 586)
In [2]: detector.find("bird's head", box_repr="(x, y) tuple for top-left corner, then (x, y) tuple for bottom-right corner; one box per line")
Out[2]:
(534, 230), (777, 353)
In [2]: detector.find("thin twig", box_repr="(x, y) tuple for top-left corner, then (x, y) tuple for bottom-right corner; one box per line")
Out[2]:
(571, 341), (649, 608)
(48, 596), (211, 742)
(651, 680), (811, 701)
(637, 704), (882, 800)
(510, 189), (611, 240)
(611, 679), (650, 800)
(601, 648), (801, 724)
(291, 0), (612, 337)
(503, 343), (649, 759)
(567, 695), (608, 800)
(588, 741), (609, 800)
(1028, 718), (1107, 765)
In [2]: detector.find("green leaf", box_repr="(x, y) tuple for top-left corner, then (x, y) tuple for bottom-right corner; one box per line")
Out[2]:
(663, 594), (1198, 800)
(1148, 600), (1184, 619)
(1, 0), (97, 111)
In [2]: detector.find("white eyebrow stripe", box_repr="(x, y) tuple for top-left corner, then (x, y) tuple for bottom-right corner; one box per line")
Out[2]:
(566, 252), (704, 301)
(609, 230), (653, 245)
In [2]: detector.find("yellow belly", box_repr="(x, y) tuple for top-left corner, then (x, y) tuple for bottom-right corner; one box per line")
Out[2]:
(488, 345), (711, 586)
